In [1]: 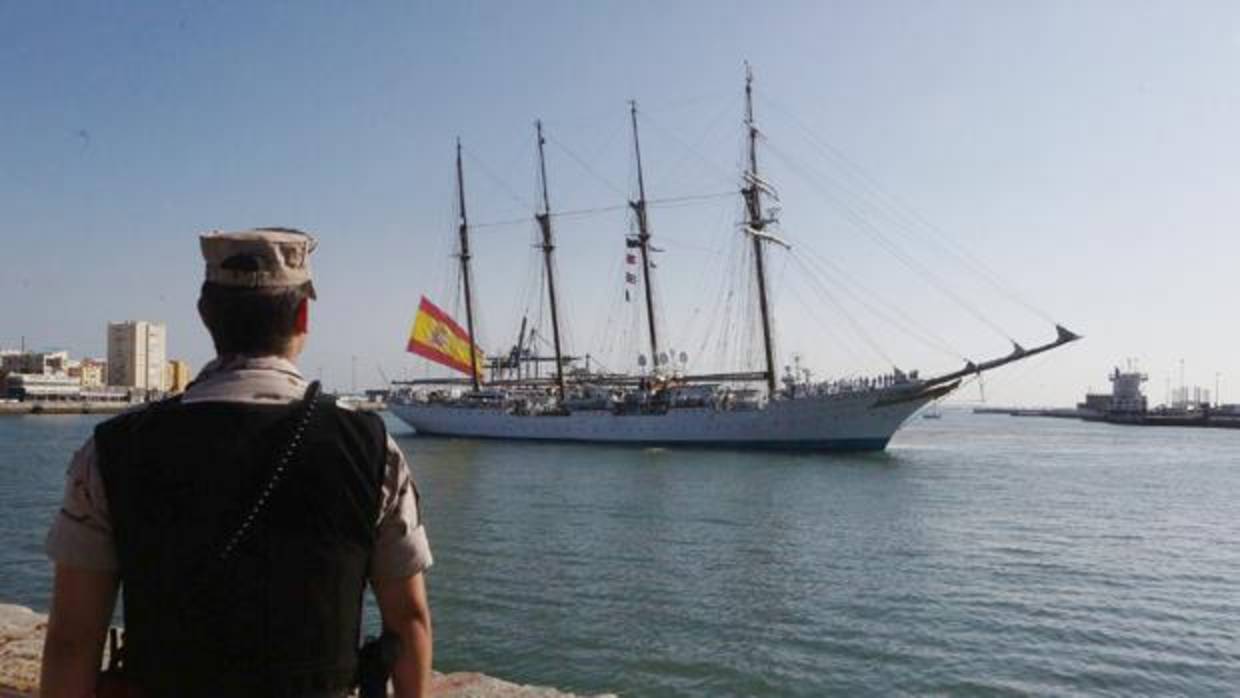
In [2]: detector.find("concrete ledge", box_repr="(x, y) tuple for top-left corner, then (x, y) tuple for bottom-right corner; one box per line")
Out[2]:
(0, 402), (133, 416)
(0, 603), (610, 697)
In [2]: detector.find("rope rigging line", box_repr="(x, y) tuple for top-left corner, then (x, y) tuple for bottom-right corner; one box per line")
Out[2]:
(469, 192), (735, 230)
(762, 139), (1018, 344)
(788, 255), (897, 366)
(545, 131), (629, 199)
(638, 89), (736, 115)
(509, 225), (543, 352)
(554, 203), (630, 219)
(649, 191), (738, 207)
(570, 115), (630, 185)
(587, 244), (628, 366)
(794, 243), (960, 357)
(677, 202), (737, 356)
(698, 229), (747, 373)
(958, 338), (1063, 399)
(461, 146), (536, 214)
(640, 110), (739, 191)
(647, 95), (741, 195)
(782, 272), (872, 369)
(791, 247), (965, 360)
(759, 94), (1061, 326)
(534, 257), (547, 359)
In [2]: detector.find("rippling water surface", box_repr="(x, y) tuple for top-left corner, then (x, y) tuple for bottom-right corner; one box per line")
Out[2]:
(2, 412), (1237, 695)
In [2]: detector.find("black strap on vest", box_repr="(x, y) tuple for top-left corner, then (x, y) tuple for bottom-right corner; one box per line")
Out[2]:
(186, 380), (323, 606)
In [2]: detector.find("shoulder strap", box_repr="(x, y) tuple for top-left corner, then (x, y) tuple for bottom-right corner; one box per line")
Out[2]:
(214, 380), (323, 564)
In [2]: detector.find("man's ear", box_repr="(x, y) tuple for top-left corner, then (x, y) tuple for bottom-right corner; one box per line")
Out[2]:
(295, 297), (309, 334)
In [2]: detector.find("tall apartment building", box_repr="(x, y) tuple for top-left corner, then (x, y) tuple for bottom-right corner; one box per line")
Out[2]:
(107, 321), (167, 390)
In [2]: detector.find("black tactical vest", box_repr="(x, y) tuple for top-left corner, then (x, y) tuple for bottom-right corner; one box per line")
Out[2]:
(95, 395), (387, 698)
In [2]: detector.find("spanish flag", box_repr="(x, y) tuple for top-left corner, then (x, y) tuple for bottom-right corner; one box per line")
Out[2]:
(406, 296), (484, 378)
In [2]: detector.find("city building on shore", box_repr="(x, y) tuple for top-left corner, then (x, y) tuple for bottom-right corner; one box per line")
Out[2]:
(5, 373), (82, 401)
(1, 350), (69, 376)
(1, 350), (78, 401)
(67, 358), (107, 388)
(0, 347), (127, 403)
(107, 321), (166, 391)
(0, 325), (170, 404)
(165, 359), (191, 394)
(4, 373), (129, 402)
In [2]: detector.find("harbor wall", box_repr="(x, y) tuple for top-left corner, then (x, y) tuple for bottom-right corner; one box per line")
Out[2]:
(0, 602), (607, 698)
(0, 401), (386, 416)
(0, 401), (133, 416)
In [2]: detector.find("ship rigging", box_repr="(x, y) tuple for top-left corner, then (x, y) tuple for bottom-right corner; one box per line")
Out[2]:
(390, 66), (1080, 450)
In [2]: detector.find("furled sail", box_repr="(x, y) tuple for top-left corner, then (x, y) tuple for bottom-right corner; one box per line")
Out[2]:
(407, 296), (485, 378)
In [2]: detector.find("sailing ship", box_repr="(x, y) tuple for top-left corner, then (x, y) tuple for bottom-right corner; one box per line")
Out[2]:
(389, 68), (1079, 450)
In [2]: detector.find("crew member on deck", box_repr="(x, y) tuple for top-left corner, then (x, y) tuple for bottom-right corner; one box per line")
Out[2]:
(40, 228), (433, 697)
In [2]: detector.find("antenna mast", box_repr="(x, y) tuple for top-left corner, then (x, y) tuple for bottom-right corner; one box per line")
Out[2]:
(742, 64), (779, 396)
(535, 120), (567, 400)
(456, 138), (481, 391)
(629, 100), (661, 371)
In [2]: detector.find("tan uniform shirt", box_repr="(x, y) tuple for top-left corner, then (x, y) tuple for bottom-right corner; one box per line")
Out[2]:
(45, 355), (433, 579)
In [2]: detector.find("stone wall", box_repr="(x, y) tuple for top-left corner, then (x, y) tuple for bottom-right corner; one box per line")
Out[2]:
(0, 603), (609, 698)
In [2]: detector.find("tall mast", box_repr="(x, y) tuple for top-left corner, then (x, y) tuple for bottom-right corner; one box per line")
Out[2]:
(629, 100), (661, 370)
(535, 120), (567, 399)
(455, 138), (481, 391)
(742, 64), (778, 396)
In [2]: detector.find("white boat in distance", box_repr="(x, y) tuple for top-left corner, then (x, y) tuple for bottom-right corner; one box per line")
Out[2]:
(390, 68), (1079, 451)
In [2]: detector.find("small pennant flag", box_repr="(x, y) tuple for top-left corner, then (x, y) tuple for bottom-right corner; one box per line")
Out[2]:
(406, 296), (484, 378)
(626, 253), (637, 264)
(625, 237), (641, 248)
(625, 289), (631, 302)
(625, 272), (638, 284)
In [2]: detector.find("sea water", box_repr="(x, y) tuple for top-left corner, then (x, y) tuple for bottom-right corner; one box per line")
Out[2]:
(2, 412), (1236, 696)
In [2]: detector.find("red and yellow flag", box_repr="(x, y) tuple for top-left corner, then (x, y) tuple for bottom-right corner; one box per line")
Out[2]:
(406, 296), (484, 378)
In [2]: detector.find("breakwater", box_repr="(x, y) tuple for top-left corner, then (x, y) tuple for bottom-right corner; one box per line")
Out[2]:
(0, 400), (385, 416)
(0, 401), (133, 416)
(975, 405), (1240, 429)
(0, 603), (606, 698)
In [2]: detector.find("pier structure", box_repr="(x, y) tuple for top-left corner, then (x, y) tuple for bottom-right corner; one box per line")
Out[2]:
(976, 363), (1240, 429)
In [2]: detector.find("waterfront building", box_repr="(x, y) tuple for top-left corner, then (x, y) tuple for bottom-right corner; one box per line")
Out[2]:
(0, 350), (13, 384)
(107, 321), (167, 390)
(65, 358), (107, 387)
(0, 350), (69, 376)
(4, 372), (130, 403)
(5, 373), (82, 401)
(69, 358), (107, 388)
(165, 359), (191, 394)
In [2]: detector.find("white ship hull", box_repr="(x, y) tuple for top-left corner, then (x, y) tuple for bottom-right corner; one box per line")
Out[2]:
(390, 389), (932, 451)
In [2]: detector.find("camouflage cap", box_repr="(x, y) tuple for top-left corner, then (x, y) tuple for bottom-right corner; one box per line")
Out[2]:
(199, 227), (318, 298)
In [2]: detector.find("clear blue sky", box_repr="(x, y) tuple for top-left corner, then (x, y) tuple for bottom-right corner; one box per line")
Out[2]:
(2, 1), (1237, 405)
